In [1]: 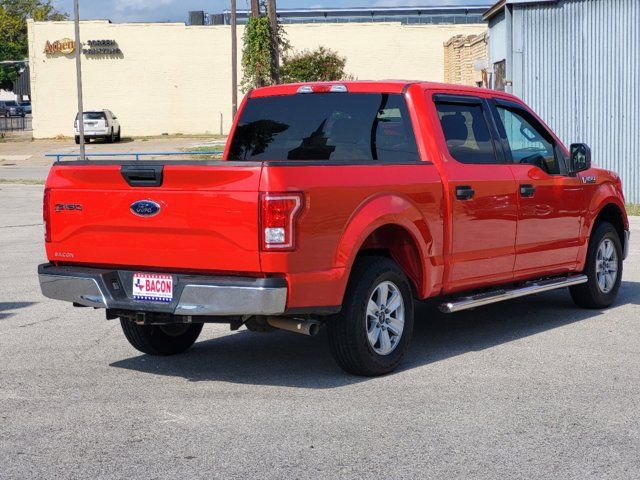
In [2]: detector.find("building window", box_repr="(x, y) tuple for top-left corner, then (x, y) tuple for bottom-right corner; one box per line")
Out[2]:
(493, 60), (507, 92)
(493, 60), (506, 91)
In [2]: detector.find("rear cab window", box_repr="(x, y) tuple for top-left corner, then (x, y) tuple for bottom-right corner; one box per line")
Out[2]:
(228, 93), (420, 163)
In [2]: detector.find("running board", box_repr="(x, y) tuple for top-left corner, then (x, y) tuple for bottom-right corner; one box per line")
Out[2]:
(439, 275), (588, 314)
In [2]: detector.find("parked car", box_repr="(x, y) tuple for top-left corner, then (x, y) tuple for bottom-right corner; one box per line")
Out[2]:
(74, 109), (121, 143)
(19, 101), (32, 114)
(0, 100), (25, 117)
(39, 81), (629, 376)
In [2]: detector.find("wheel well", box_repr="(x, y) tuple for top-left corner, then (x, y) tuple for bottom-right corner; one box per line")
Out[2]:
(357, 224), (423, 296)
(595, 203), (625, 246)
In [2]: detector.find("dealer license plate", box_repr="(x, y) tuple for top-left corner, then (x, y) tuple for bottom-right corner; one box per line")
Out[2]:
(132, 273), (173, 302)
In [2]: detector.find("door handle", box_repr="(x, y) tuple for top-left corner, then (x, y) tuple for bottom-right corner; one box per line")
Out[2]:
(520, 184), (536, 198)
(455, 185), (475, 200)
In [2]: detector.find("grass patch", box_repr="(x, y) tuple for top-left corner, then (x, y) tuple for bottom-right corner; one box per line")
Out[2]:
(0, 178), (45, 185)
(182, 145), (224, 160)
(626, 204), (640, 216)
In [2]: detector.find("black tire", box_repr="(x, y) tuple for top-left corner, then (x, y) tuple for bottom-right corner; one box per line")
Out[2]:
(570, 221), (623, 309)
(115, 127), (121, 142)
(106, 129), (114, 143)
(327, 256), (414, 376)
(74, 136), (80, 144)
(120, 319), (203, 355)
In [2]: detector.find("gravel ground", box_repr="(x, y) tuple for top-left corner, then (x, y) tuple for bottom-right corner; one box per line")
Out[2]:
(1, 184), (639, 479)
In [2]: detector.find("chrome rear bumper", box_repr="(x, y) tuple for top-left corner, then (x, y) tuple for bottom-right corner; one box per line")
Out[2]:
(38, 263), (287, 316)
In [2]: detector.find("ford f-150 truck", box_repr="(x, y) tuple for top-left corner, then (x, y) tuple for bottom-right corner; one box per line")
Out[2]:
(39, 81), (629, 376)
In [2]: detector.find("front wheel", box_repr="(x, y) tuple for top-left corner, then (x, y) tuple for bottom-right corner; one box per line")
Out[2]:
(570, 221), (623, 309)
(327, 256), (414, 376)
(120, 319), (203, 355)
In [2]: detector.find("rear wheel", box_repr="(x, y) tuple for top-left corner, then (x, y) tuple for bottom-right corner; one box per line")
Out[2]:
(74, 136), (80, 144)
(115, 127), (121, 142)
(327, 256), (414, 376)
(106, 129), (114, 143)
(570, 221), (623, 309)
(120, 319), (203, 355)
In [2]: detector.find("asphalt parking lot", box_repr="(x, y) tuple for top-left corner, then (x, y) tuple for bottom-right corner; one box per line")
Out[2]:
(2, 183), (639, 479)
(0, 136), (226, 182)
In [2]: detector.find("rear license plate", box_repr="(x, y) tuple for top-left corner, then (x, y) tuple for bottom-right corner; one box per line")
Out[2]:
(132, 273), (173, 302)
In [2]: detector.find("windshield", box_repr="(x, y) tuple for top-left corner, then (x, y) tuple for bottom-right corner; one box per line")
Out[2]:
(5, 101), (18, 106)
(228, 93), (419, 162)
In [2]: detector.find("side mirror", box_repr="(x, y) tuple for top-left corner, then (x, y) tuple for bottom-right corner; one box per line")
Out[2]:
(569, 143), (591, 174)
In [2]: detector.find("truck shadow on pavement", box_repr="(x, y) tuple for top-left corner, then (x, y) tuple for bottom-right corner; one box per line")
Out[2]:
(0, 302), (37, 320)
(110, 281), (640, 388)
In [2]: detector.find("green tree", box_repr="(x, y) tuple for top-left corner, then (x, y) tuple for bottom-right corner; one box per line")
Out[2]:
(0, 0), (67, 90)
(281, 47), (351, 84)
(240, 2), (288, 91)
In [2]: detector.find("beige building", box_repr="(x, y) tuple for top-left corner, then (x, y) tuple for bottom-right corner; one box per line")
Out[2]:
(27, 19), (486, 138)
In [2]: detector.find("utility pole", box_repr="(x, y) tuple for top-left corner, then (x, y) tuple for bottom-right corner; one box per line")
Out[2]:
(266, 0), (280, 84)
(73, 0), (85, 161)
(230, 0), (238, 119)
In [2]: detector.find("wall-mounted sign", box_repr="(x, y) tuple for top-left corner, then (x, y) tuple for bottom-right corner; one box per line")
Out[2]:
(83, 39), (122, 55)
(44, 39), (122, 56)
(44, 38), (75, 55)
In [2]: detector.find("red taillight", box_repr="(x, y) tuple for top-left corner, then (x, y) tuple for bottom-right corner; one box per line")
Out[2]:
(260, 193), (303, 251)
(43, 188), (51, 242)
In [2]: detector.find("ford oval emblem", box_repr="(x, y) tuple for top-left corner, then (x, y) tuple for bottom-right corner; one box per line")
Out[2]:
(130, 200), (160, 217)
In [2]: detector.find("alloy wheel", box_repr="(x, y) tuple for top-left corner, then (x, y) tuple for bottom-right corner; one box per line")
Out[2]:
(596, 238), (618, 294)
(365, 280), (405, 355)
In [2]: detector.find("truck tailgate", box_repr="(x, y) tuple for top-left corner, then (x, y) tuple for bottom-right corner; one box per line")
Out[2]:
(45, 163), (263, 272)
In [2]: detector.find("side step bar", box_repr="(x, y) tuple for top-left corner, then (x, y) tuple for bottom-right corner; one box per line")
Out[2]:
(439, 275), (588, 314)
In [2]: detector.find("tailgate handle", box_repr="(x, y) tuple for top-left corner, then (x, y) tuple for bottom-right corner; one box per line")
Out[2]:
(121, 165), (164, 187)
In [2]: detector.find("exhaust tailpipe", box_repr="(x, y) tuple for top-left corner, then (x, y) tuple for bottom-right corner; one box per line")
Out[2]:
(266, 317), (321, 336)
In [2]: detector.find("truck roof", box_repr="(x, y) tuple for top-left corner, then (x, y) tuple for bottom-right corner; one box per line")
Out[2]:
(249, 80), (520, 102)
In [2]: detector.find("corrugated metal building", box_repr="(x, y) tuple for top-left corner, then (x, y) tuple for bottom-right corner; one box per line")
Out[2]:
(485, 0), (640, 202)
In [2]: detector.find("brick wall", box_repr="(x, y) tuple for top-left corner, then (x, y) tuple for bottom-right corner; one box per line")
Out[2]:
(444, 33), (488, 86)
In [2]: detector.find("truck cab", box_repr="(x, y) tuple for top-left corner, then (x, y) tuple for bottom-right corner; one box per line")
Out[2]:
(39, 81), (629, 376)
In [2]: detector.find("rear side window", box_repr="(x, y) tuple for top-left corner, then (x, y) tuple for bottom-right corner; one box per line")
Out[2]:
(228, 93), (419, 162)
(436, 102), (498, 164)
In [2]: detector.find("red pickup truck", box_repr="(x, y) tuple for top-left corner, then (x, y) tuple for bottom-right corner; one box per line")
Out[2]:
(39, 81), (629, 376)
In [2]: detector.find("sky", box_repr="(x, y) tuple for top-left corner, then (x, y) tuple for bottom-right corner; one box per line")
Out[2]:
(51, 0), (491, 23)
